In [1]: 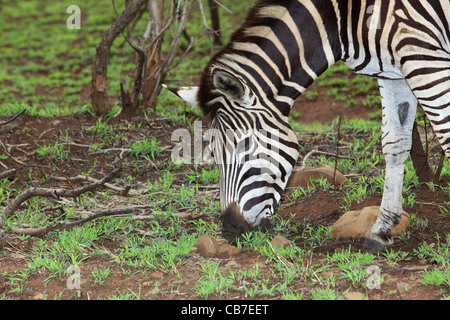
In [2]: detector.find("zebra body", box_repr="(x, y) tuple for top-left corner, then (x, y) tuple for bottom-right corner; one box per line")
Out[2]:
(169, 0), (450, 249)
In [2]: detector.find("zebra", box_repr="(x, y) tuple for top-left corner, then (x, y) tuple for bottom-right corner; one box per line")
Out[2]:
(166, 0), (450, 250)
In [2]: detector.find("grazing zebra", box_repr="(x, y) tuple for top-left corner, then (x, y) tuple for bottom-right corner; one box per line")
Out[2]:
(167, 0), (450, 250)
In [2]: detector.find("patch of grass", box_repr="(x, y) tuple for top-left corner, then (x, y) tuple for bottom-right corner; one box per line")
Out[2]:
(309, 285), (338, 300)
(35, 141), (70, 161)
(327, 247), (379, 288)
(186, 166), (220, 185)
(195, 260), (234, 298)
(0, 0), (254, 117)
(92, 267), (111, 285)
(414, 233), (450, 266)
(413, 234), (450, 287)
(381, 248), (411, 267)
(421, 267), (450, 287)
(128, 136), (167, 161)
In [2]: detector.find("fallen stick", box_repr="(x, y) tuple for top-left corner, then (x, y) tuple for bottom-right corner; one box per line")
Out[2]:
(60, 140), (131, 159)
(9, 209), (133, 236)
(0, 169), (16, 180)
(50, 173), (134, 196)
(0, 110), (26, 127)
(300, 149), (354, 171)
(2, 167), (122, 219)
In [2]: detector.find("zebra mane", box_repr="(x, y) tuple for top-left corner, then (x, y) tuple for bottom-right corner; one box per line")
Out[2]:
(198, 0), (294, 118)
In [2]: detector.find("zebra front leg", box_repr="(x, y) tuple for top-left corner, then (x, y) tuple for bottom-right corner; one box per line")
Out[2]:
(364, 79), (417, 251)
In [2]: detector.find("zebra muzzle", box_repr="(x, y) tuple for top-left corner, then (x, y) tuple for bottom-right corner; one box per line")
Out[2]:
(221, 202), (274, 244)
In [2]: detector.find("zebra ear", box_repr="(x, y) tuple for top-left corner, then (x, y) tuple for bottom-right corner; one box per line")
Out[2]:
(212, 69), (245, 101)
(162, 84), (199, 107)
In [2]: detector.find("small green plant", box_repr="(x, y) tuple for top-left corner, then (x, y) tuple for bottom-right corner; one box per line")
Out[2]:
(361, 94), (381, 108)
(299, 224), (332, 247)
(35, 141), (70, 161)
(309, 285), (338, 300)
(381, 248), (411, 267)
(403, 191), (417, 209)
(235, 230), (270, 249)
(186, 166), (219, 185)
(339, 178), (375, 211)
(195, 261), (234, 299)
(414, 234), (450, 266)
(421, 267), (450, 286)
(128, 136), (166, 160)
(92, 267), (111, 285)
(327, 247), (377, 288)
(409, 213), (429, 231)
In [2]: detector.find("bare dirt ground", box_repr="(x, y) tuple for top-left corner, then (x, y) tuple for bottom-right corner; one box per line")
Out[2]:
(1, 88), (449, 301)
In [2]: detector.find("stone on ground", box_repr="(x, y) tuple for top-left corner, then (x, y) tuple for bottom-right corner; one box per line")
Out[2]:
(330, 206), (409, 239)
(286, 166), (349, 189)
(271, 235), (293, 248)
(197, 235), (241, 259)
(341, 292), (366, 300)
(197, 234), (219, 258)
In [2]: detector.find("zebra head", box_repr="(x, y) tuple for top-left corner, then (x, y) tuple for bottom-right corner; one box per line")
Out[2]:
(167, 68), (299, 242)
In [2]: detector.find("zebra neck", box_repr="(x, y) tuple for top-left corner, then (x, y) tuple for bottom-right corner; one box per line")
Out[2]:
(212, 0), (343, 114)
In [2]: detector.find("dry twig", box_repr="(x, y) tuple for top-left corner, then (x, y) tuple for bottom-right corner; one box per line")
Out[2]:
(0, 169), (16, 180)
(9, 209), (133, 236)
(1, 168), (123, 233)
(300, 149), (353, 171)
(50, 172), (135, 196)
(0, 110), (26, 127)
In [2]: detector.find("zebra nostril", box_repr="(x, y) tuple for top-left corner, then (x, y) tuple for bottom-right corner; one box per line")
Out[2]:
(221, 202), (275, 243)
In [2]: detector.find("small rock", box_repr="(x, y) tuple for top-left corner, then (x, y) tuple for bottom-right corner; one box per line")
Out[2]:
(218, 243), (242, 258)
(286, 166), (349, 189)
(32, 293), (44, 300)
(151, 271), (164, 279)
(224, 260), (239, 268)
(218, 244), (231, 259)
(271, 235), (293, 248)
(341, 292), (366, 300)
(197, 235), (241, 259)
(216, 238), (228, 245)
(330, 206), (409, 239)
(197, 235), (219, 258)
(227, 245), (241, 257)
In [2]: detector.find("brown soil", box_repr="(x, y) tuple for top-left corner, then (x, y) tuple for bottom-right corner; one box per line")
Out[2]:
(293, 93), (373, 124)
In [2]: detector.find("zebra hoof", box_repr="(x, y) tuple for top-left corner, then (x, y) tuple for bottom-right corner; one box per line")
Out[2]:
(364, 229), (393, 252)
(363, 238), (387, 252)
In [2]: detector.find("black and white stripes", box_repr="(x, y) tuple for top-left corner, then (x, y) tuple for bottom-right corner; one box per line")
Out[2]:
(171, 0), (450, 247)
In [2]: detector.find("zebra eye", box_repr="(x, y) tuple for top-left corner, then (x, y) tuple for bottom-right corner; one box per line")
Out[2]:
(236, 137), (250, 153)
(240, 137), (252, 153)
(244, 140), (251, 152)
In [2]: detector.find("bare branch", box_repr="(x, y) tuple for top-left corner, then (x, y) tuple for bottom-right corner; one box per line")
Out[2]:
(50, 173), (136, 196)
(197, 0), (215, 52)
(0, 110), (26, 127)
(212, 0), (232, 14)
(2, 168), (122, 218)
(91, 0), (147, 115)
(9, 209), (133, 236)
(300, 149), (354, 171)
(0, 169), (16, 180)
